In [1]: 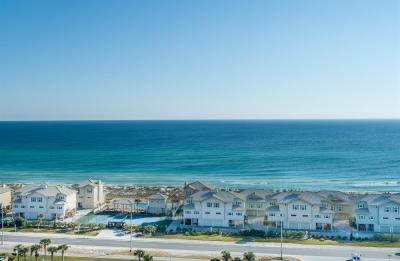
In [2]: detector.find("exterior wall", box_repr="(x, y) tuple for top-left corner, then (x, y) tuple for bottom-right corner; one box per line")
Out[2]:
(377, 202), (400, 233)
(183, 198), (245, 228)
(12, 192), (76, 220)
(266, 200), (333, 231)
(0, 191), (12, 208)
(77, 183), (104, 209)
(246, 200), (266, 217)
(148, 198), (167, 214)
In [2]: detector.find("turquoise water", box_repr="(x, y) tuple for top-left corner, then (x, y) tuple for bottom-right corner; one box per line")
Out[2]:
(0, 120), (399, 191)
(77, 213), (164, 225)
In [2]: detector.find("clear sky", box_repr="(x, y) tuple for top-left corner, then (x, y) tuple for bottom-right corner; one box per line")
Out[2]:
(0, 0), (399, 120)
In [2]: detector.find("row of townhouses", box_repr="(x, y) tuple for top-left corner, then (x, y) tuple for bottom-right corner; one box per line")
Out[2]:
(182, 181), (400, 233)
(9, 179), (105, 220)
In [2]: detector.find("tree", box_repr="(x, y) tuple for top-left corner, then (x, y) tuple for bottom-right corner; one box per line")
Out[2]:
(233, 258), (242, 261)
(39, 238), (51, 260)
(210, 259), (221, 261)
(243, 252), (255, 261)
(47, 246), (58, 261)
(57, 244), (69, 261)
(134, 199), (141, 213)
(37, 213), (44, 230)
(133, 249), (145, 261)
(143, 225), (157, 235)
(30, 244), (41, 261)
(221, 250), (231, 261)
(143, 254), (153, 261)
(14, 244), (24, 261)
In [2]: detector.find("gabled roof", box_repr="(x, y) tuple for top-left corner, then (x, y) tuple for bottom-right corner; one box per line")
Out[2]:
(185, 181), (215, 191)
(188, 190), (244, 203)
(269, 191), (325, 205)
(240, 189), (274, 200)
(79, 179), (101, 187)
(317, 190), (351, 204)
(15, 184), (76, 197)
(0, 187), (11, 194)
(354, 193), (400, 206)
(148, 193), (168, 200)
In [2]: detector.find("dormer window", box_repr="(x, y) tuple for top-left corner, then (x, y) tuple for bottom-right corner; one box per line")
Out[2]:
(358, 203), (364, 209)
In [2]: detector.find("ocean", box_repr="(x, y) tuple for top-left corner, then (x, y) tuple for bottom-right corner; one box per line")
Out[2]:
(0, 120), (399, 192)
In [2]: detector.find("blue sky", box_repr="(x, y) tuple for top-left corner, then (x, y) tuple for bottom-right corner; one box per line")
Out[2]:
(0, 0), (399, 120)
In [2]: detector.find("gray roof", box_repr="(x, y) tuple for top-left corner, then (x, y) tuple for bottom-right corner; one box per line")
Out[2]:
(79, 179), (101, 187)
(0, 187), (11, 194)
(240, 189), (274, 201)
(269, 192), (325, 205)
(188, 190), (244, 203)
(185, 181), (215, 191)
(317, 190), (351, 204)
(15, 184), (76, 197)
(354, 193), (400, 206)
(148, 193), (168, 200)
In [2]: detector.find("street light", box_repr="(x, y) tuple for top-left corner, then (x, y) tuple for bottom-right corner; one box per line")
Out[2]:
(1, 203), (4, 245)
(280, 214), (283, 260)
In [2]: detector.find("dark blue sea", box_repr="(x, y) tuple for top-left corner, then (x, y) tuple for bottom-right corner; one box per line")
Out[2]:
(0, 120), (399, 191)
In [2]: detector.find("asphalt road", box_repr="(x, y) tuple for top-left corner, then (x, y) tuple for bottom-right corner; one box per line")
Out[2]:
(2, 233), (399, 261)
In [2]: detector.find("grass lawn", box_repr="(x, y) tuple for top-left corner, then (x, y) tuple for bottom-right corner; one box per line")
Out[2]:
(3, 227), (99, 236)
(148, 234), (400, 247)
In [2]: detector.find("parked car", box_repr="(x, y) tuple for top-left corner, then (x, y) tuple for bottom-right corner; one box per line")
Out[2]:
(349, 253), (361, 261)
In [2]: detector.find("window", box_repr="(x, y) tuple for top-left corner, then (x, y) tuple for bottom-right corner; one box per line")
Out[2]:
(270, 213), (275, 216)
(394, 207), (399, 213)
(358, 203), (364, 209)
(39, 206), (44, 209)
(37, 197), (43, 202)
(300, 205), (307, 210)
(87, 188), (93, 193)
(302, 215), (308, 217)
(185, 211), (191, 214)
(314, 215), (321, 218)
(292, 205), (298, 210)
(337, 206), (343, 212)
(13, 205), (18, 208)
(186, 200), (192, 204)
(57, 206), (62, 210)
(383, 217), (389, 220)
(358, 215), (365, 220)
(31, 197), (36, 202)
(228, 212), (233, 216)
(214, 202), (220, 208)
(205, 212), (210, 214)
(291, 214), (297, 217)
(30, 206), (34, 208)
(216, 212), (221, 215)
(207, 202), (212, 208)
(324, 215), (330, 219)
(194, 211), (199, 214)
(384, 207), (391, 213)
(236, 212), (242, 216)
(270, 202), (276, 206)
(21, 205), (25, 208)
(235, 201), (242, 206)
(370, 216), (374, 220)
(257, 203), (262, 209)
(50, 206), (54, 209)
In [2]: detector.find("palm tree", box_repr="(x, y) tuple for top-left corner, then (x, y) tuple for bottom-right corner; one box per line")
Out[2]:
(133, 249), (145, 261)
(21, 246), (29, 261)
(47, 246), (58, 261)
(39, 238), (51, 260)
(14, 244), (24, 261)
(30, 244), (41, 261)
(134, 199), (141, 213)
(57, 244), (69, 261)
(37, 213), (44, 230)
(143, 225), (157, 235)
(221, 250), (231, 261)
(243, 252), (255, 261)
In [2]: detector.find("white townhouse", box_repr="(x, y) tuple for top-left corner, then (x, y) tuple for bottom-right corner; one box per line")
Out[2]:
(183, 190), (246, 228)
(266, 192), (335, 231)
(77, 179), (105, 209)
(240, 189), (274, 224)
(0, 185), (12, 209)
(352, 193), (400, 233)
(147, 193), (168, 215)
(317, 190), (352, 222)
(12, 184), (77, 220)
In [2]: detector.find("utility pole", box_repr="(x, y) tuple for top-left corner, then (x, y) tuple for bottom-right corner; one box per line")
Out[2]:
(130, 202), (133, 252)
(1, 203), (4, 245)
(280, 214), (283, 260)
